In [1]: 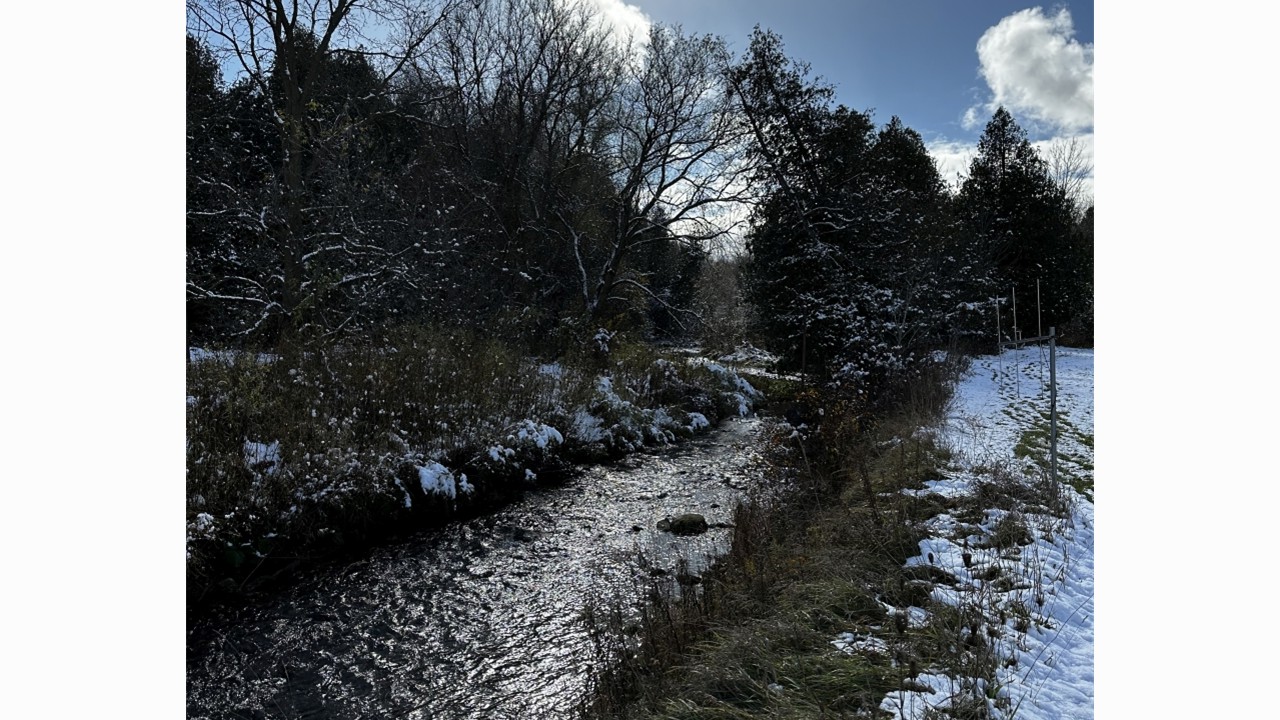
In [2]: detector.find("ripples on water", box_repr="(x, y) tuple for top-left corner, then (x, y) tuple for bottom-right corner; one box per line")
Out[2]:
(188, 418), (768, 719)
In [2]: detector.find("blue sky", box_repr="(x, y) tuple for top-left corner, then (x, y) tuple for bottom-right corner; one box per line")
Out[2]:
(599, 1), (1094, 190)
(193, 0), (1094, 192)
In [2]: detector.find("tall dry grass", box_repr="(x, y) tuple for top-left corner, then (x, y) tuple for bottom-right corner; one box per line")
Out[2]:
(581, 354), (972, 718)
(187, 327), (761, 605)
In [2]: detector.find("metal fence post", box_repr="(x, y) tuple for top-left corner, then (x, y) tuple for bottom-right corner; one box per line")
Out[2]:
(1049, 326), (1057, 489)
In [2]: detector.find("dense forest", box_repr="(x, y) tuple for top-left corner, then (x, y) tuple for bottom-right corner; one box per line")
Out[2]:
(187, 0), (1092, 383)
(186, 0), (1093, 600)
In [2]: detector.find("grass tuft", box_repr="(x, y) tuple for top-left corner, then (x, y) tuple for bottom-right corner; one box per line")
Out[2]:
(187, 328), (762, 607)
(581, 357), (972, 718)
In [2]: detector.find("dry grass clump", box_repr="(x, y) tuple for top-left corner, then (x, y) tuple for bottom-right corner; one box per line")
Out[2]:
(187, 327), (761, 605)
(582, 358), (972, 719)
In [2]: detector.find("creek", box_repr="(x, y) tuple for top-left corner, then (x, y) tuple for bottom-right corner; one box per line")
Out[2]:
(187, 417), (769, 719)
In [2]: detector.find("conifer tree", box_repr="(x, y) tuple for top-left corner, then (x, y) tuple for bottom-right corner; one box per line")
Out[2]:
(956, 107), (1084, 332)
(732, 31), (985, 404)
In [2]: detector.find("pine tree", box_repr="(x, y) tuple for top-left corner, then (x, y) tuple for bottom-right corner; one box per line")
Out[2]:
(730, 28), (855, 375)
(733, 31), (983, 404)
(956, 107), (1083, 333)
(863, 117), (989, 350)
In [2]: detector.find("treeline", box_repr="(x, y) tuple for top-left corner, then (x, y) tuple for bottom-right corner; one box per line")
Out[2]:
(732, 29), (1092, 410)
(188, 0), (746, 352)
(188, 0), (1092, 395)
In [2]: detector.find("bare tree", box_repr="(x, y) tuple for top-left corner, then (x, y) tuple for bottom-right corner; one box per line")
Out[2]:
(405, 0), (628, 324)
(186, 0), (461, 344)
(694, 256), (752, 354)
(188, 0), (754, 345)
(1043, 134), (1094, 221)
(577, 25), (754, 326)
(425, 4), (754, 331)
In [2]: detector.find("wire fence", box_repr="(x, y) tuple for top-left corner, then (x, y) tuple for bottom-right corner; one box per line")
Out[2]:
(994, 283), (1059, 490)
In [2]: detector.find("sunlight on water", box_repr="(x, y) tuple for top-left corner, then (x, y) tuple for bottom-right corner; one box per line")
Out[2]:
(188, 418), (766, 719)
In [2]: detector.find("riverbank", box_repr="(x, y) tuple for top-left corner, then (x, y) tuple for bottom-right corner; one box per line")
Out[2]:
(186, 330), (771, 609)
(187, 417), (774, 719)
(585, 345), (1094, 719)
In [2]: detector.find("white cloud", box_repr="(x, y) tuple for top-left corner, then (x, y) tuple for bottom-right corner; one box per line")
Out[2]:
(971, 7), (1093, 134)
(581, 0), (652, 46)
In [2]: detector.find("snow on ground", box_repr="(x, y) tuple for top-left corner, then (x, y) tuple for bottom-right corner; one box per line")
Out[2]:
(879, 344), (1094, 720)
(687, 358), (763, 416)
(717, 343), (779, 365)
(944, 345), (1094, 489)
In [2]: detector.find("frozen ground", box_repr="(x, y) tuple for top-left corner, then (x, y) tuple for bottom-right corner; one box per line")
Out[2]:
(880, 344), (1094, 719)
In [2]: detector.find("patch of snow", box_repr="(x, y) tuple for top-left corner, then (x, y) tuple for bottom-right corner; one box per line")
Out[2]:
(648, 407), (678, 443)
(418, 462), (459, 498)
(193, 513), (215, 533)
(832, 632), (889, 656)
(717, 343), (779, 365)
(393, 474), (412, 508)
(879, 345), (1094, 720)
(570, 410), (605, 443)
(513, 420), (564, 449)
(901, 477), (971, 498)
(880, 673), (975, 719)
(691, 358), (764, 403)
(593, 328), (616, 355)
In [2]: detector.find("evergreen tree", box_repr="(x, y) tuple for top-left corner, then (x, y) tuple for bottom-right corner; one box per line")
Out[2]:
(730, 28), (853, 375)
(1059, 204), (1094, 345)
(186, 35), (227, 339)
(733, 30), (986, 403)
(863, 117), (990, 351)
(956, 107), (1084, 333)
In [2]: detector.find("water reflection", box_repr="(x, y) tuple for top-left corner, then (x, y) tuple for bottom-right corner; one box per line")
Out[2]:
(188, 418), (766, 719)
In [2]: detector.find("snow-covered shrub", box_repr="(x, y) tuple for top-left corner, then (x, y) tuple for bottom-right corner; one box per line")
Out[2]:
(187, 326), (757, 598)
(467, 419), (567, 483)
(578, 375), (650, 454)
(413, 462), (474, 500)
(687, 359), (763, 418)
(593, 328), (616, 358)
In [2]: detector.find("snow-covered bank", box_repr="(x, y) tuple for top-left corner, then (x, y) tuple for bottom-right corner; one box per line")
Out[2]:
(186, 344), (764, 603)
(881, 345), (1094, 719)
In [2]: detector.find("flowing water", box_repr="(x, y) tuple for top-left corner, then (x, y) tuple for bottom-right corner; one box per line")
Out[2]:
(187, 417), (768, 719)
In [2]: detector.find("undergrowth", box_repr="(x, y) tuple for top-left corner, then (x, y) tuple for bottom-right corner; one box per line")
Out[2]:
(186, 327), (762, 607)
(581, 345), (1091, 718)
(579, 354), (989, 718)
